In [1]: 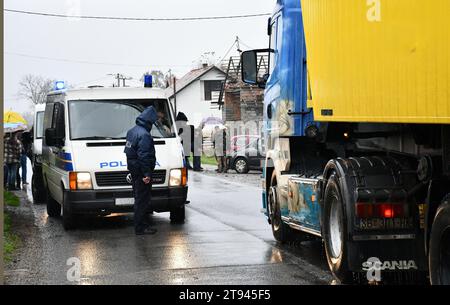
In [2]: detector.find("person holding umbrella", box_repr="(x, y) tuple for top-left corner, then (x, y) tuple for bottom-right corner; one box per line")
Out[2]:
(4, 132), (23, 191)
(3, 110), (28, 190)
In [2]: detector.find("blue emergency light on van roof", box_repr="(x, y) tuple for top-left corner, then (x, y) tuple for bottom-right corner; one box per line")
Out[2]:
(144, 75), (153, 88)
(54, 81), (66, 91)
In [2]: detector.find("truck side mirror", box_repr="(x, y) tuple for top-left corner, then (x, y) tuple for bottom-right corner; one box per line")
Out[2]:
(45, 128), (57, 147)
(241, 49), (274, 88)
(241, 50), (258, 85)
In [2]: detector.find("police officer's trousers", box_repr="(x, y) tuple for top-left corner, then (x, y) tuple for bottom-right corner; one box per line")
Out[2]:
(131, 172), (152, 233)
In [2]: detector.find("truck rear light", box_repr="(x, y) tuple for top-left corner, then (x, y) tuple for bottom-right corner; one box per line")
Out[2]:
(356, 203), (406, 219)
(380, 204), (394, 218)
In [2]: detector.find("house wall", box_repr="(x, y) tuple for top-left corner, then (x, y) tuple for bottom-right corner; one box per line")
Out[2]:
(170, 69), (225, 128)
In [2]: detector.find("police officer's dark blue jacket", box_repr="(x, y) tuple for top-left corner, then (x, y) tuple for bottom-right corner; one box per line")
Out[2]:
(124, 106), (157, 178)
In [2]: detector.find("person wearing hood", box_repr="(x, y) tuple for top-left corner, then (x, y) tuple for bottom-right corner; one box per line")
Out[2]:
(176, 112), (194, 170)
(124, 106), (158, 235)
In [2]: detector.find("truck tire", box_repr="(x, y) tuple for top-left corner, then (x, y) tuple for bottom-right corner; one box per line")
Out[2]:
(62, 193), (77, 231)
(31, 172), (46, 204)
(322, 173), (353, 284)
(170, 205), (185, 224)
(268, 173), (294, 243)
(429, 195), (450, 285)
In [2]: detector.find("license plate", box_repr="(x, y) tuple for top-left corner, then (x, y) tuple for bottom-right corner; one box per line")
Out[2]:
(115, 198), (134, 206)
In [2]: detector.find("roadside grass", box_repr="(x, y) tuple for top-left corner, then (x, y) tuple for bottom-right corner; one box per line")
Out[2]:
(201, 155), (218, 166)
(4, 191), (21, 263)
(186, 155), (218, 166)
(4, 191), (20, 207)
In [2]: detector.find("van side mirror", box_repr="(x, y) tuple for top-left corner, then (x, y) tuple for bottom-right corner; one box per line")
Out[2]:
(241, 49), (274, 88)
(45, 128), (58, 147)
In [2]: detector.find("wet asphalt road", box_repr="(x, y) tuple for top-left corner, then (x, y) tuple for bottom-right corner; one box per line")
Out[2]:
(5, 165), (333, 285)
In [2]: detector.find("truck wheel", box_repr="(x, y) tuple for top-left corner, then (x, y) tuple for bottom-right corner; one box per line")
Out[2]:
(323, 173), (352, 284)
(170, 205), (185, 224)
(234, 158), (249, 174)
(429, 195), (450, 285)
(62, 193), (77, 231)
(46, 188), (61, 218)
(268, 173), (294, 243)
(32, 173), (46, 204)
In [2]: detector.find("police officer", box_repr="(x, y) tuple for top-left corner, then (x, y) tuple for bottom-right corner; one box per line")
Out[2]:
(124, 106), (158, 235)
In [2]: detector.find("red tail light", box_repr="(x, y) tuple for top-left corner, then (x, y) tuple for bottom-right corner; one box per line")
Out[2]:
(356, 203), (406, 219)
(380, 204), (394, 218)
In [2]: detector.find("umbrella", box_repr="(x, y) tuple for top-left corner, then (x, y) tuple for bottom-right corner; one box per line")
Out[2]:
(4, 122), (27, 133)
(200, 117), (224, 128)
(4, 110), (28, 125)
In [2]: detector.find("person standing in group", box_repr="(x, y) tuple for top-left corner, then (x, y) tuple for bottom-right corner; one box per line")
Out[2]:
(124, 106), (158, 235)
(193, 126), (204, 172)
(213, 126), (227, 173)
(16, 130), (32, 188)
(4, 132), (23, 191)
(176, 112), (193, 170)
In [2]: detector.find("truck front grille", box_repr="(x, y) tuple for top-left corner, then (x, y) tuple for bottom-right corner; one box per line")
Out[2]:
(95, 170), (166, 187)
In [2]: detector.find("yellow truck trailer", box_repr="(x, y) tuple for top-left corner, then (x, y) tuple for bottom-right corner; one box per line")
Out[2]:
(241, 0), (450, 284)
(301, 0), (450, 124)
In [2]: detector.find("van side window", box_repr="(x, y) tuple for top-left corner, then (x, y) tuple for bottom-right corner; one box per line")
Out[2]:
(52, 103), (66, 140)
(44, 103), (54, 131)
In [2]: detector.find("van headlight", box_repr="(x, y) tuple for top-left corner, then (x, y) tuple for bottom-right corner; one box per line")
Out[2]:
(69, 172), (93, 190)
(169, 168), (187, 187)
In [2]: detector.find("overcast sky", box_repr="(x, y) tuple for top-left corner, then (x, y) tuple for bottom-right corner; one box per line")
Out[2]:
(4, 0), (274, 114)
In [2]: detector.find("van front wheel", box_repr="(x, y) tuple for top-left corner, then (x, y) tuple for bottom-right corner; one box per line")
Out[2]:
(46, 188), (61, 218)
(62, 193), (77, 230)
(170, 205), (185, 224)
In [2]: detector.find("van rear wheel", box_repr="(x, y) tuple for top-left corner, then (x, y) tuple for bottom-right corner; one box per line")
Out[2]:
(32, 172), (46, 204)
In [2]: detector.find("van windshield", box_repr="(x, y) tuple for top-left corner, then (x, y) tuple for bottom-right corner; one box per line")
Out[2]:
(68, 99), (176, 140)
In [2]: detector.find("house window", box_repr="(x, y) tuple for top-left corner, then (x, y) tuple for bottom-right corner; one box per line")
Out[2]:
(204, 80), (223, 101)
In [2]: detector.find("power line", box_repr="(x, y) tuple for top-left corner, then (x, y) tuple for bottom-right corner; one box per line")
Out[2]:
(4, 51), (192, 68)
(217, 40), (237, 63)
(4, 8), (271, 22)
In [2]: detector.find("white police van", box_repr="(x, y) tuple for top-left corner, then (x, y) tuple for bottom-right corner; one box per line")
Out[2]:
(42, 82), (188, 230)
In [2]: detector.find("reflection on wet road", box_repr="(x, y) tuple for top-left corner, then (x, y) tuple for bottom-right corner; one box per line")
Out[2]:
(8, 164), (333, 285)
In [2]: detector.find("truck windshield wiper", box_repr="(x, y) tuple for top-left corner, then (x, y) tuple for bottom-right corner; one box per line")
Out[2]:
(72, 136), (125, 140)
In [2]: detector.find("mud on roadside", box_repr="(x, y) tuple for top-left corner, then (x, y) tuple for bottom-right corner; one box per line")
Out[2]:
(4, 190), (46, 284)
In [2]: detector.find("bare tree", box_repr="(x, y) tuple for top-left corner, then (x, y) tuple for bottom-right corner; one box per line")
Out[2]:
(18, 74), (54, 105)
(141, 70), (170, 89)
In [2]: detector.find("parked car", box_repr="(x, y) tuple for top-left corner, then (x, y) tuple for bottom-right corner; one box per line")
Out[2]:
(228, 136), (265, 174)
(229, 135), (260, 153)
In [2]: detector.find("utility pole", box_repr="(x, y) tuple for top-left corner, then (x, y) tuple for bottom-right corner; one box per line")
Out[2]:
(236, 36), (242, 53)
(108, 73), (132, 87)
(173, 76), (177, 115)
